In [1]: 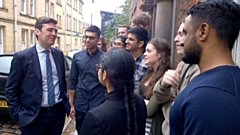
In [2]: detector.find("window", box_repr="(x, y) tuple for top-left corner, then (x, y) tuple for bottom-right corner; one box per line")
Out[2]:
(21, 0), (26, 14)
(45, 0), (49, 17)
(75, 38), (78, 48)
(57, 14), (61, 27)
(30, 30), (35, 47)
(232, 0), (240, 65)
(66, 14), (68, 30)
(78, 21), (82, 33)
(59, 15), (61, 27)
(57, 15), (62, 27)
(79, 3), (82, 13)
(30, 0), (35, 17)
(0, 56), (13, 74)
(78, 21), (80, 33)
(73, 18), (77, 32)
(50, 3), (54, 18)
(56, 37), (60, 49)
(68, 15), (71, 30)
(68, 0), (71, 5)
(75, 19), (77, 31)
(0, 0), (2, 8)
(57, 0), (61, 4)
(21, 29), (27, 50)
(0, 26), (3, 54)
(74, 0), (77, 9)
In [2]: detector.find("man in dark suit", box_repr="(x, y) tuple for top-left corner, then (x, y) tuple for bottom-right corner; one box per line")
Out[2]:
(5, 16), (70, 135)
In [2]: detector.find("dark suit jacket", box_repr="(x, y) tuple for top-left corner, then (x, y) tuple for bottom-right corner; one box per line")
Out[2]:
(5, 45), (70, 126)
(80, 91), (147, 135)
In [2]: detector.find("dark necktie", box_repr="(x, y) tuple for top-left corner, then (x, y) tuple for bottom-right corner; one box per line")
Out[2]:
(44, 50), (55, 106)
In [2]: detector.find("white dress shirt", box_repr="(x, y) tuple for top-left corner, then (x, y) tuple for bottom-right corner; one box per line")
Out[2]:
(36, 44), (61, 107)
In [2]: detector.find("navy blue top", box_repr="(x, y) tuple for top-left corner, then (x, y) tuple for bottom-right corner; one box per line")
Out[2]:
(170, 66), (240, 135)
(69, 48), (105, 112)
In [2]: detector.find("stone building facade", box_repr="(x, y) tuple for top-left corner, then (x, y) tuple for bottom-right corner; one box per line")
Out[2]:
(129, 0), (240, 67)
(0, 0), (84, 54)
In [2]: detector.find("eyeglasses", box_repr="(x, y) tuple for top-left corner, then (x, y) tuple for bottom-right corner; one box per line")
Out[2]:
(84, 35), (97, 40)
(95, 64), (102, 71)
(114, 42), (124, 46)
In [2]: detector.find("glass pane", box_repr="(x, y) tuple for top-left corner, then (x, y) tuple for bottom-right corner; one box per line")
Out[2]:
(0, 56), (13, 74)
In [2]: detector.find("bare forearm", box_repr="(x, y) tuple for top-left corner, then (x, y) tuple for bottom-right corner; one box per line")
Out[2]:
(68, 89), (76, 106)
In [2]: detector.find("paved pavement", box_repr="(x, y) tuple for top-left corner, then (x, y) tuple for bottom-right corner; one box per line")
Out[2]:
(0, 112), (77, 135)
(0, 113), (20, 135)
(62, 119), (77, 135)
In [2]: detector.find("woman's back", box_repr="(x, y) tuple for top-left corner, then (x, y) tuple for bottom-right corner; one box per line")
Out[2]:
(80, 92), (147, 135)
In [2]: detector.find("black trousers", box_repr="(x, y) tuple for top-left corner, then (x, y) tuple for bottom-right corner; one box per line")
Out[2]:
(76, 110), (86, 135)
(20, 102), (66, 135)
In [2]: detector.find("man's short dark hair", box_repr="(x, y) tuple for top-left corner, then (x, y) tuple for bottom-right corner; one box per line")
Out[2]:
(118, 25), (130, 31)
(35, 16), (57, 30)
(85, 25), (101, 38)
(128, 27), (148, 49)
(187, 0), (240, 50)
(35, 16), (57, 39)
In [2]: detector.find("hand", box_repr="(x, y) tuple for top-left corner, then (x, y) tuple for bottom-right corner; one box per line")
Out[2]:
(161, 67), (182, 88)
(69, 106), (76, 119)
(144, 99), (149, 105)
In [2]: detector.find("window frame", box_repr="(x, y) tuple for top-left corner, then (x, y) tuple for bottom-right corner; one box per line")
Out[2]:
(50, 3), (54, 18)
(21, 29), (27, 50)
(30, 0), (35, 17)
(30, 30), (35, 47)
(0, 0), (2, 8)
(21, 0), (26, 14)
(0, 26), (3, 54)
(57, 0), (61, 5)
(232, 0), (240, 65)
(45, 0), (49, 17)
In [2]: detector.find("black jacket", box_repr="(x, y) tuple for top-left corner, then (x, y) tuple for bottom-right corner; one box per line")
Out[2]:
(80, 90), (147, 135)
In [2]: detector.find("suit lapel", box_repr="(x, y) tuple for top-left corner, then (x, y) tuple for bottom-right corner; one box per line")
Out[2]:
(31, 45), (42, 82)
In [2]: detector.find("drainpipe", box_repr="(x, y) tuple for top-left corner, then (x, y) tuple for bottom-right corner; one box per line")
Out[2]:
(170, 0), (177, 68)
(13, 0), (17, 52)
(71, 0), (73, 50)
(64, 0), (67, 51)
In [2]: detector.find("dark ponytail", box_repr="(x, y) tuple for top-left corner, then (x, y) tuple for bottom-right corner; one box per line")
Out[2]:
(124, 80), (138, 135)
(101, 49), (138, 135)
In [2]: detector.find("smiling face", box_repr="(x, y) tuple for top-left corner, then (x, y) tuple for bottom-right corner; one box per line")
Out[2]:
(118, 27), (128, 36)
(114, 38), (125, 49)
(35, 22), (57, 49)
(84, 31), (99, 50)
(125, 33), (143, 51)
(182, 15), (201, 64)
(174, 23), (185, 57)
(143, 43), (161, 66)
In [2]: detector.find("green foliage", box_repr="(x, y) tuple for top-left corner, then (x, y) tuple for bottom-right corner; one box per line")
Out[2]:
(104, 0), (130, 42)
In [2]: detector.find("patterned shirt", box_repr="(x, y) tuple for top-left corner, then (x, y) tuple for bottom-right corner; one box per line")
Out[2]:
(134, 54), (149, 90)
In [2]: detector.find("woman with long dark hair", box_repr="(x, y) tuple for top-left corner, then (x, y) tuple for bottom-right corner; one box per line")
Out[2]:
(80, 49), (147, 135)
(135, 38), (171, 135)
